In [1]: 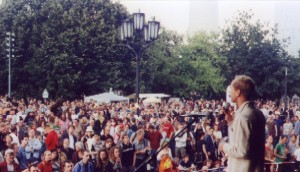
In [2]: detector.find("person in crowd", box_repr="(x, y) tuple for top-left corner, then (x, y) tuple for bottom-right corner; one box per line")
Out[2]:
(51, 149), (60, 172)
(133, 129), (150, 172)
(45, 124), (58, 151)
(17, 118), (29, 142)
(10, 126), (20, 145)
(38, 150), (52, 172)
(73, 150), (94, 172)
(266, 116), (278, 145)
(283, 118), (293, 137)
(71, 141), (85, 164)
(3, 135), (13, 153)
(61, 125), (77, 150)
(109, 146), (122, 172)
(113, 125), (123, 145)
(104, 138), (114, 151)
(29, 165), (40, 172)
(147, 124), (162, 155)
(288, 134), (298, 157)
(72, 119), (83, 140)
(294, 143), (300, 170)
(25, 129), (42, 164)
(64, 160), (74, 172)
(175, 122), (187, 164)
(178, 154), (195, 172)
(94, 148), (113, 172)
(202, 159), (213, 171)
(204, 126), (216, 162)
(91, 133), (102, 152)
(265, 135), (274, 172)
(294, 115), (300, 141)
(219, 75), (266, 172)
(120, 135), (135, 172)
(9, 142), (19, 164)
(82, 126), (95, 151)
(195, 132), (209, 169)
(17, 134), (29, 170)
(24, 112), (35, 126)
(59, 114), (70, 133)
(101, 126), (114, 145)
(0, 149), (21, 172)
(4, 91), (300, 171)
(274, 135), (288, 172)
(62, 138), (75, 160)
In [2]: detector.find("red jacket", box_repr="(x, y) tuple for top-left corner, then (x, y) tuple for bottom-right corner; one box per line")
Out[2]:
(45, 130), (58, 150)
(0, 161), (21, 172)
(38, 161), (52, 172)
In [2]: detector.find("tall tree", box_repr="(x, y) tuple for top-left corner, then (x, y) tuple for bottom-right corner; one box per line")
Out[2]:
(219, 11), (290, 99)
(0, 0), (130, 99)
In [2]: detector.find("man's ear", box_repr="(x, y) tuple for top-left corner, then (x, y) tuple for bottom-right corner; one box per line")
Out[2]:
(236, 89), (241, 97)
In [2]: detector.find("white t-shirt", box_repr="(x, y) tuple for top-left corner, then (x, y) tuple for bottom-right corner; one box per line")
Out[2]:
(283, 123), (293, 135)
(69, 134), (75, 150)
(294, 148), (300, 161)
(7, 164), (14, 172)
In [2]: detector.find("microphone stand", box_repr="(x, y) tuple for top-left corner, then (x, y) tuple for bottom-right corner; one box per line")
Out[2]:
(134, 116), (201, 172)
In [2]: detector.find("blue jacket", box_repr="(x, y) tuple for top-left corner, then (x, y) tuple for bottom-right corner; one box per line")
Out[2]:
(17, 146), (28, 170)
(73, 161), (94, 172)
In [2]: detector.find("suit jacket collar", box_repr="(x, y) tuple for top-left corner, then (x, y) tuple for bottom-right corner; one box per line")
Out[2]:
(236, 101), (250, 115)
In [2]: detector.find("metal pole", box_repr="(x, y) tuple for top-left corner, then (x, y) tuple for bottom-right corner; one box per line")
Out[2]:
(136, 50), (141, 116)
(8, 32), (11, 99)
(284, 67), (288, 111)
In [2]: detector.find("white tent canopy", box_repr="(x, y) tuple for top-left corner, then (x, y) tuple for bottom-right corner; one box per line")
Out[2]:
(143, 97), (161, 104)
(84, 91), (129, 103)
(139, 93), (170, 99)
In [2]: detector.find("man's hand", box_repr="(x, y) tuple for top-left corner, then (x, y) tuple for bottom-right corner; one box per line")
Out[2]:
(218, 142), (225, 152)
(224, 107), (234, 124)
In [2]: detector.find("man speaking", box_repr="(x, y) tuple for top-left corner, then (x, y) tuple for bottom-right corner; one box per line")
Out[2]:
(219, 75), (266, 172)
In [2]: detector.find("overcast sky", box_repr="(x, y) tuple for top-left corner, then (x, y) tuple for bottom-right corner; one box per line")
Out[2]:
(119, 0), (300, 56)
(1, 0), (299, 56)
(119, 0), (276, 34)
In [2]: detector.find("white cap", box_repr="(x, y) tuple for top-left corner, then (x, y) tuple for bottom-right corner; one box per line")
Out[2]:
(86, 126), (94, 132)
(4, 149), (14, 156)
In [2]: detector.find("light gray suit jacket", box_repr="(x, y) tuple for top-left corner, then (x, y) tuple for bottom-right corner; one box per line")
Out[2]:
(224, 101), (266, 172)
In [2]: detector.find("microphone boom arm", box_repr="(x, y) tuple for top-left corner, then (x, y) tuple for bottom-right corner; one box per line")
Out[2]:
(134, 115), (201, 172)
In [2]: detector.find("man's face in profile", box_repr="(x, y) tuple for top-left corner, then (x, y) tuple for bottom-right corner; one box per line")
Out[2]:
(229, 85), (238, 103)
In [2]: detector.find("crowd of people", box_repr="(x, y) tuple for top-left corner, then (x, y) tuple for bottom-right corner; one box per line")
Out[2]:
(0, 94), (299, 172)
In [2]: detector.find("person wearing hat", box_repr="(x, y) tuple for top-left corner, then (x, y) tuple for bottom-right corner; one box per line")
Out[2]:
(82, 126), (94, 151)
(0, 149), (21, 172)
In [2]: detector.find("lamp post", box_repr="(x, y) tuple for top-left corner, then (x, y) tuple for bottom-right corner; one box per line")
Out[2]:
(5, 31), (15, 99)
(119, 11), (160, 116)
(284, 67), (288, 111)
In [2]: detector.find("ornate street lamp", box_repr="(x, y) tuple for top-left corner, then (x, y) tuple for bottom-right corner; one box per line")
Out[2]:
(119, 11), (160, 116)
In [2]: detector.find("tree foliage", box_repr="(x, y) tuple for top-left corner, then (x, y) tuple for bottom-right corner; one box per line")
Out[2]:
(219, 11), (299, 99)
(0, 0), (129, 99)
(0, 3), (299, 100)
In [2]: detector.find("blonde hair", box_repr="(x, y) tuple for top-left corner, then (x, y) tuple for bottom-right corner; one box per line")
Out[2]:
(231, 75), (255, 100)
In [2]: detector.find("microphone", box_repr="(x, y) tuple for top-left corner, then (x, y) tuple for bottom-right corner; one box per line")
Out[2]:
(223, 102), (231, 111)
(181, 113), (207, 117)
